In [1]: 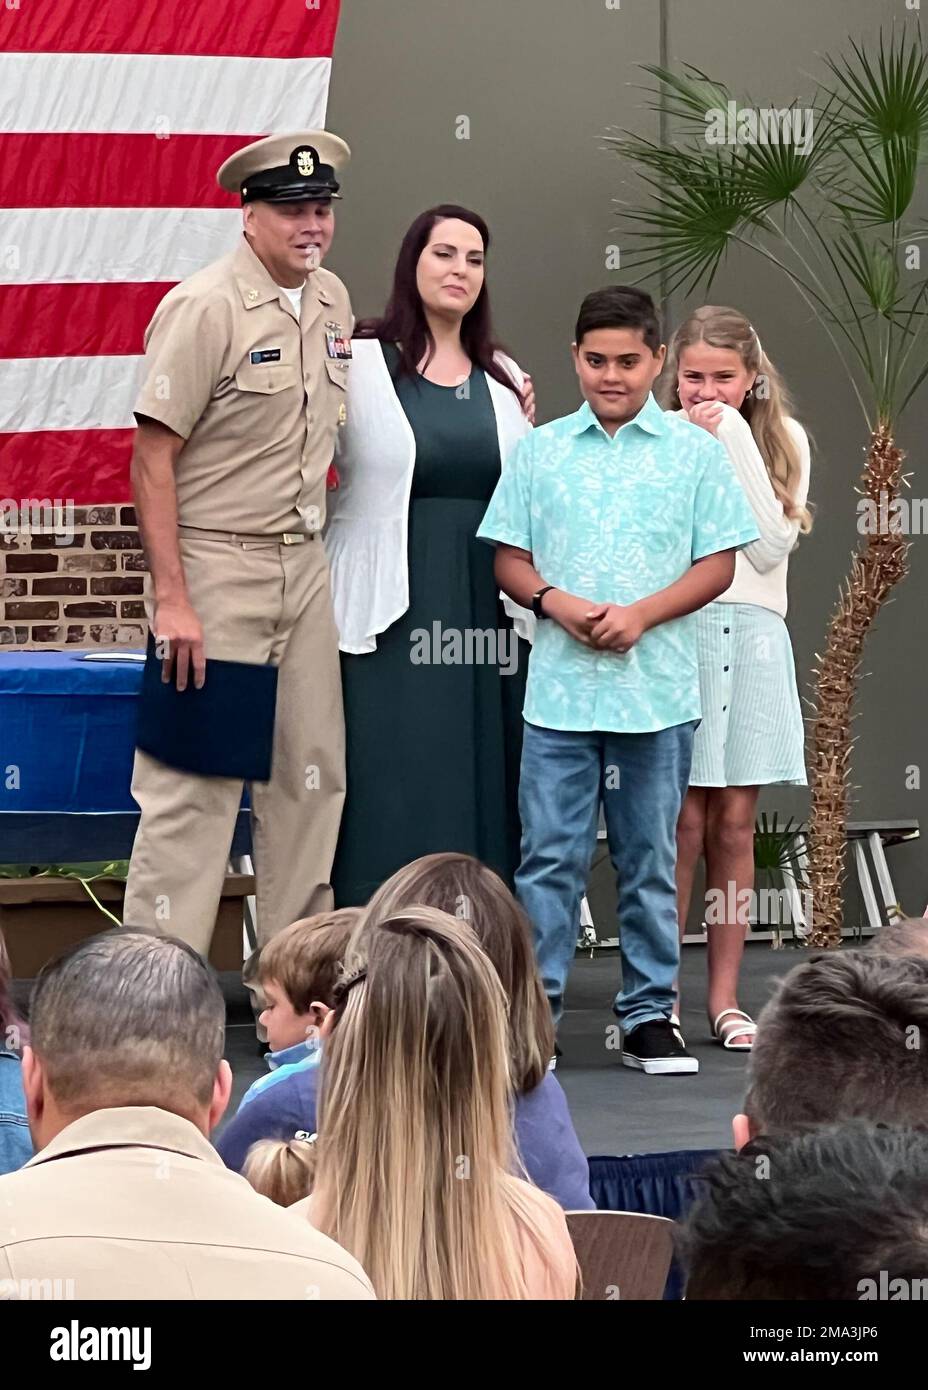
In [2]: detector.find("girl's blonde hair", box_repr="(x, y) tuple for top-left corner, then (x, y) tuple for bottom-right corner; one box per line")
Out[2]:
(310, 905), (568, 1299)
(662, 305), (812, 534)
(363, 852), (554, 1094)
(243, 1136), (317, 1207)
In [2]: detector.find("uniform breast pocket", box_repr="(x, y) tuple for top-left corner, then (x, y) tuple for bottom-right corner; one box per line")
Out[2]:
(234, 363), (301, 395)
(324, 359), (349, 389)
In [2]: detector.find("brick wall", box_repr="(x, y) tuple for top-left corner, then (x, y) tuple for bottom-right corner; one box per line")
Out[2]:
(1, 506), (149, 650)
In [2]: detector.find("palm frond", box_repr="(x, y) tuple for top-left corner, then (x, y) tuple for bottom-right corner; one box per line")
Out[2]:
(823, 28), (928, 142)
(613, 28), (928, 425)
(636, 61), (733, 132)
(731, 134), (815, 206)
(611, 138), (766, 295)
(825, 130), (919, 225)
(834, 231), (902, 314)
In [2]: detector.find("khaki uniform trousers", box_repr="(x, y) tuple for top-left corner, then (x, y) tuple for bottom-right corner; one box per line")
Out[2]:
(123, 531), (345, 957)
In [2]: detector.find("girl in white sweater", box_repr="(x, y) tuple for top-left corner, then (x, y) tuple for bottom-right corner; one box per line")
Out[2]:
(663, 306), (812, 1049)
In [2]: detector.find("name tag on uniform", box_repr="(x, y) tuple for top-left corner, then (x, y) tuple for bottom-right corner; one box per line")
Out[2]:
(250, 348), (282, 364)
(325, 322), (353, 360)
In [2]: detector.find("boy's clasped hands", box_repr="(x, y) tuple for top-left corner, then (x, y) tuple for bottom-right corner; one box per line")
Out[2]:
(543, 589), (646, 654)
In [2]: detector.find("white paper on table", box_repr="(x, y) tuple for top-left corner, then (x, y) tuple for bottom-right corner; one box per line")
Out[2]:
(79, 651), (147, 662)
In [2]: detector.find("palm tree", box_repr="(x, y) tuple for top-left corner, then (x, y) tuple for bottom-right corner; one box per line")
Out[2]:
(608, 28), (927, 946)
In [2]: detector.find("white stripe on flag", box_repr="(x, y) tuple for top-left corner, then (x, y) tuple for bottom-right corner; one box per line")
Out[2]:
(1, 355), (145, 432)
(0, 208), (243, 284)
(0, 53), (332, 135)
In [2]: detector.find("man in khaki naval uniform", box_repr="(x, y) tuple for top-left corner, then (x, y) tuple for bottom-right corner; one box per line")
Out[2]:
(123, 132), (353, 956)
(0, 931), (374, 1300)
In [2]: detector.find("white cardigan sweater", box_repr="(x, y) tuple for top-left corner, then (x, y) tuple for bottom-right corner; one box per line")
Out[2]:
(325, 339), (533, 654)
(678, 404), (811, 618)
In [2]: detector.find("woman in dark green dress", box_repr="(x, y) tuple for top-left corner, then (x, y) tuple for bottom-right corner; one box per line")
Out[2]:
(324, 205), (534, 905)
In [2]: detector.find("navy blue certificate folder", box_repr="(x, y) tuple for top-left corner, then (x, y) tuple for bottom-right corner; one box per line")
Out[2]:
(136, 633), (278, 781)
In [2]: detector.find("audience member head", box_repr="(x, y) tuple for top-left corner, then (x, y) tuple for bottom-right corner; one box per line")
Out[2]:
(23, 930), (231, 1149)
(363, 853), (554, 1092)
(864, 916), (928, 960)
(733, 950), (928, 1149)
(254, 908), (360, 1054)
(0, 928), (27, 1057)
(303, 906), (556, 1297)
(681, 1122), (928, 1300)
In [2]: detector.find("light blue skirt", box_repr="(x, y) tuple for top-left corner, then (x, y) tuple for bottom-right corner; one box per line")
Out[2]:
(690, 602), (807, 787)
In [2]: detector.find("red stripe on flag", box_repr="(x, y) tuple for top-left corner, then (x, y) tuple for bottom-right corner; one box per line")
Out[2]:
(0, 431), (133, 503)
(0, 134), (251, 209)
(0, 284), (175, 359)
(1, 0), (339, 58)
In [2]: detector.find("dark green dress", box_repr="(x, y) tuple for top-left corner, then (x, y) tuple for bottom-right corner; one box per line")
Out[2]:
(332, 347), (529, 906)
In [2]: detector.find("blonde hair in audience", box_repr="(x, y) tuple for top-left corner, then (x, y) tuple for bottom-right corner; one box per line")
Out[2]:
(243, 1137), (317, 1207)
(312, 906), (563, 1300)
(364, 853), (554, 1093)
(662, 304), (812, 534)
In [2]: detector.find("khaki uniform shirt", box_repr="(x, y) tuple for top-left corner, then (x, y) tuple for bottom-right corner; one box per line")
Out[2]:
(135, 236), (353, 536)
(0, 1107), (375, 1300)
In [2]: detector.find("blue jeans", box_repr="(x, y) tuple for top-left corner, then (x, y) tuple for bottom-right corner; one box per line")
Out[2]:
(515, 720), (696, 1031)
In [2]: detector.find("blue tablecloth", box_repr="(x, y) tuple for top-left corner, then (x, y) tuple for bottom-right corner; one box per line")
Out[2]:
(0, 651), (250, 861)
(1, 652), (146, 814)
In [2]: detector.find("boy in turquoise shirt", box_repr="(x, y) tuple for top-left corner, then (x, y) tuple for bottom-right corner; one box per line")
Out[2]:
(477, 287), (758, 1074)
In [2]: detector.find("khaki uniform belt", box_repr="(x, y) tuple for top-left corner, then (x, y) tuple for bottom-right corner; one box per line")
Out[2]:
(177, 525), (314, 545)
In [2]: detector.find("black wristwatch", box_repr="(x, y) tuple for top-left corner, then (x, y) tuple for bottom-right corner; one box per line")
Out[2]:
(532, 585), (556, 618)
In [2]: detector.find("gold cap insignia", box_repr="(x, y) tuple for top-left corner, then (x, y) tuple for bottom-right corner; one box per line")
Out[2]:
(296, 148), (315, 177)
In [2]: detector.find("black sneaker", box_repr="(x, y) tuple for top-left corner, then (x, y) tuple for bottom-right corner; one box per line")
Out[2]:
(621, 1019), (699, 1075)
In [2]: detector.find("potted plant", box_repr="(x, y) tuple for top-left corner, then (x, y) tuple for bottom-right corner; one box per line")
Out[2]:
(751, 813), (811, 947)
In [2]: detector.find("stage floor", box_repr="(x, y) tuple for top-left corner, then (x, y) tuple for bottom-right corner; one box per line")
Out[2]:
(218, 939), (804, 1155)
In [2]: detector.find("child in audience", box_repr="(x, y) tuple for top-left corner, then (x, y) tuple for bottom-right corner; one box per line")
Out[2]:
(243, 1135), (317, 1207)
(364, 852), (593, 1209)
(0, 929), (31, 1174)
(239, 909), (359, 1110)
(249, 905), (579, 1299)
(218, 855), (593, 1210)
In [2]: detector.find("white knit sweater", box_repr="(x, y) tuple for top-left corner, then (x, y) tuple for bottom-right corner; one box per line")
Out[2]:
(677, 405), (811, 618)
(325, 340), (533, 653)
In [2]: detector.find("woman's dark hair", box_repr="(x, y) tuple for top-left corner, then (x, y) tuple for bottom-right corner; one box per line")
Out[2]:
(354, 204), (521, 397)
(575, 285), (661, 352)
(0, 929), (27, 1056)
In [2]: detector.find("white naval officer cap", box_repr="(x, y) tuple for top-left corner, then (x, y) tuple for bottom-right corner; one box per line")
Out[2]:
(217, 131), (351, 203)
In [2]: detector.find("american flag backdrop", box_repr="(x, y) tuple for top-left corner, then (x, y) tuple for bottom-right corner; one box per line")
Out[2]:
(0, 0), (342, 505)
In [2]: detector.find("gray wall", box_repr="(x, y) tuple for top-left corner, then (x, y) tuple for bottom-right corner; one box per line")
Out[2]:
(326, 0), (927, 925)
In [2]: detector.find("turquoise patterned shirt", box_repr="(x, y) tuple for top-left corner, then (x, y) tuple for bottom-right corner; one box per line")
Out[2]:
(477, 393), (759, 733)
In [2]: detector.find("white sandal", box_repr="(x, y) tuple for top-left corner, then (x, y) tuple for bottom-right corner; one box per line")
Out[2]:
(712, 1008), (757, 1051)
